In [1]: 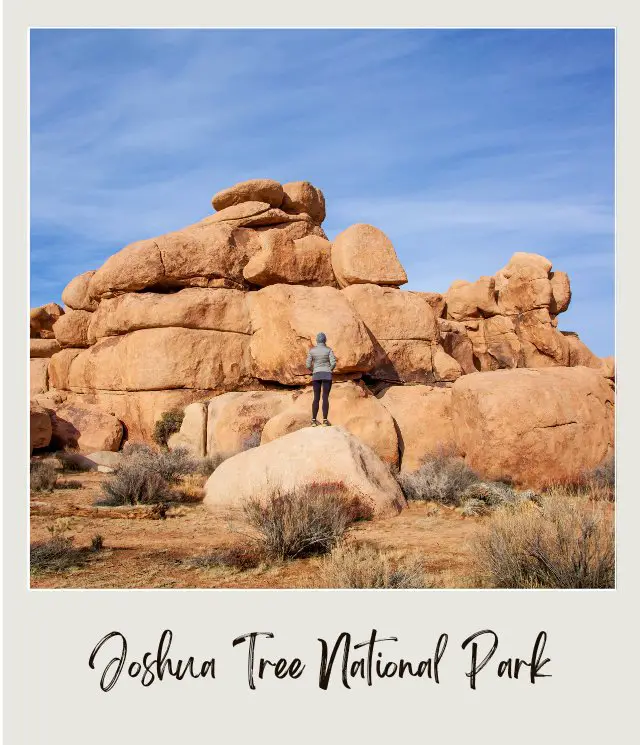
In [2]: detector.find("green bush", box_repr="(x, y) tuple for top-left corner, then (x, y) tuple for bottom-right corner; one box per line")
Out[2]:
(152, 410), (185, 448)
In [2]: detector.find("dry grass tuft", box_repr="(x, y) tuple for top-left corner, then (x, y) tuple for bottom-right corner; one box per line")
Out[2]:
(30, 460), (58, 492)
(473, 491), (614, 588)
(398, 453), (479, 505)
(185, 546), (262, 571)
(242, 484), (370, 561)
(317, 543), (436, 589)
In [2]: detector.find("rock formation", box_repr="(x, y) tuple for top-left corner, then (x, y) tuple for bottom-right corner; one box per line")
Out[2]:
(29, 177), (614, 495)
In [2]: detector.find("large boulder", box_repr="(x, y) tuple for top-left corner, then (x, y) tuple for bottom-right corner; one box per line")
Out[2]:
(30, 302), (64, 338)
(30, 358), (49, 396)
(445, 276), (499, 321)
(65, 328), (253, 392)
(49, 403), (124, 452)
(342, 283), (460, 383)
(515, 309), (570, 367)
(87, 288), (250, 341)
(376, 384), (456, 472)
(206, 390), (298, 458)
(243, 232), (335, 287)
(167, 402), (208, 457)
(451, 367), (615, 488)
(462, 317), (521, 371)
(203, 426), (406, 517)
(30, 338), (61, 358)
(342, 284), (438, 341)
(30, 401), (52, 451)
(87, 220), (262, 300)
(438, 319), (476, 375)
(549, 271), (571, 315)
(64, 389), (215, 442)
(497, 265), (553, 315)
(331, 224), (408, 288)
(281, 181), (326, 224)
(247, 284), (376, 385)
(48, 348), (82, 390)
(53, 309), (93, 348)
(212, 179), (284, 211)
(62, 271), (98, 311)
(261, 381), (399, 466)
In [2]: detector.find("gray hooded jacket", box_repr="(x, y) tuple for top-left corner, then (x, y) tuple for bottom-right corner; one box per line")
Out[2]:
(306, 343), (337, 380)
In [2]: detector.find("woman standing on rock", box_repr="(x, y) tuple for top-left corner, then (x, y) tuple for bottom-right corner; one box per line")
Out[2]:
(306, 332), (336, 427)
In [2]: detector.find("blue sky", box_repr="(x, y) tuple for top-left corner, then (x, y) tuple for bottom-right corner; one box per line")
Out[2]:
(30, 29), (614, 356)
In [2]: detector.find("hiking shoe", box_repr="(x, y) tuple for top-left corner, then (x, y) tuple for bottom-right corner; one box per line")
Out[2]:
(311, 419), (319, 427)
(322, 419), (330, 426)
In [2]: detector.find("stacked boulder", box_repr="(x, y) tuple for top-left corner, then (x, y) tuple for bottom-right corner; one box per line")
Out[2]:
(30, 177), (615, 498)
(441, 252), (614, 377)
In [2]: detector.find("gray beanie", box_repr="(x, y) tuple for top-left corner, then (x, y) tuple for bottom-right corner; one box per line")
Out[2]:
(316, 332), (327, 344)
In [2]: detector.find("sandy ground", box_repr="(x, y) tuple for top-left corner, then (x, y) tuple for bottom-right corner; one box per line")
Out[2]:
(30, 471), (486, 589)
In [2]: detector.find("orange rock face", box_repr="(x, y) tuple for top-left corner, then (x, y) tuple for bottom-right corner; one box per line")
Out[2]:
(49, 403), (124, 452)
(247, 284), (376, 385)
(376, 384), (456, 471)
(331, 224), (408, 288)
(31, 177), (612, 495)
(243, 231), (335, 287)
(30, 401), (52, 451)
(211, 178), (284, 211)
(451, 367), (614, 488)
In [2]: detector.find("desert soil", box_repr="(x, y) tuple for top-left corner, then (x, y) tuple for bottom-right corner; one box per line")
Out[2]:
(30, 472), (483, 589)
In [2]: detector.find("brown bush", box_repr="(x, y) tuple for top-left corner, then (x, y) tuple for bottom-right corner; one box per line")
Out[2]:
(243, 484), (368, 560)
(317, 543), (434, 589)
(30, 537), (87, 573)
(97, 462), (170, 506)
(186, 546), (261, 571)
(473, 493), (614, 589)
(30, 460), (57, 492)
(397, 453), (479, 505)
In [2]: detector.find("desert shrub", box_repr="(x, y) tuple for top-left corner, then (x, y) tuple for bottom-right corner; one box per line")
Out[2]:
(318, 543), (433, 589)
(90, 534), (104, 552)
(97, 462), (170, 506)
(243, 484), (366, 560)
(30, 460), (58, 492)
(30, 537), (88, 573)
(56, 479), (83, 490)
(473, 494), (614, 589)
(459, 497), (490, 517)
(197, 454), (227, 476)
(152, 409), (185, 447)
(175, 473), (206, 503)
(151, 448), (198, 482)
(121, 441), (155, 458)
(398, 453), (479, 505)
(57, 450), (92, 472)
(459, 481), (536, 514)
(125, 444), (197, 481)
(588, 454), (615, 489)
(186, 546), (261, 571)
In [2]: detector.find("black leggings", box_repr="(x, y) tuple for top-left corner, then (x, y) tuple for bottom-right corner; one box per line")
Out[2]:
(312, 379), (332, 420)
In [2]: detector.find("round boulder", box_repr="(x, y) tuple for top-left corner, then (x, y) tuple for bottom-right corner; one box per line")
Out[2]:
(203, 425), (406, 517)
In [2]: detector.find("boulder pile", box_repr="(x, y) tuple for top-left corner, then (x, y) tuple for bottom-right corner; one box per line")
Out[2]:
(30, 177), (615, 497)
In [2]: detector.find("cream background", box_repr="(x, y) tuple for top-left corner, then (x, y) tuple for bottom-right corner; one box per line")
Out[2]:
(4, 1), (638, 742)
